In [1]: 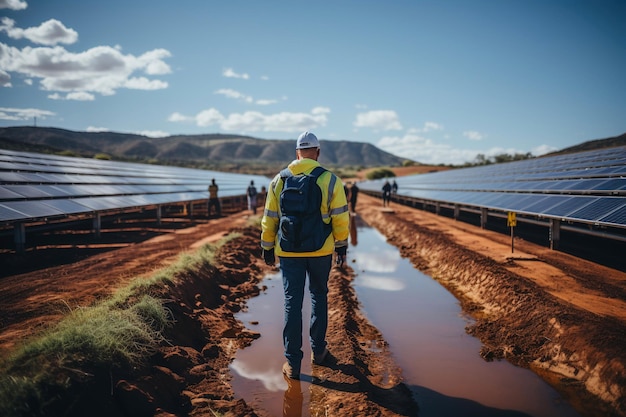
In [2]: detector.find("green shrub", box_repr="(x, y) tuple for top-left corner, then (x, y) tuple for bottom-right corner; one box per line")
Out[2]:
(366, 168), (396, 180)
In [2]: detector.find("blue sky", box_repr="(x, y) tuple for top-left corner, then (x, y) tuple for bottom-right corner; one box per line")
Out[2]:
(1, 0), (625, 165)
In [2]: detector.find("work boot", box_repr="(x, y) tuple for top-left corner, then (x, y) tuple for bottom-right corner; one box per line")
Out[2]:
(311, 348), (329, 365)
(282, 362), (300, 380)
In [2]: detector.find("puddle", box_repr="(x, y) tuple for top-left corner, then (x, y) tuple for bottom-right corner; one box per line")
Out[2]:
(230, 271), (315, 416)
(230, 221), (582, 417)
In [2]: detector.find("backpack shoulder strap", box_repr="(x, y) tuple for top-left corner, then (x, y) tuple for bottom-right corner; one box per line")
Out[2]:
(309, 166), (327, 179)
(280, 168), (293, 181)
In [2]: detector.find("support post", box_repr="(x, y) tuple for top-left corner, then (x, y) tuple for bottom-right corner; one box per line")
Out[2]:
(14, 222), (25, 254)
(480, 208), (488, 229)
(549, 218), (561, 250)
(156, 205), (162, 225)
(93, 212), (101, 238)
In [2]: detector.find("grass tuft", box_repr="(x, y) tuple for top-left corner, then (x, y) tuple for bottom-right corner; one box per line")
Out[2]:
(0, 233), (240, 417)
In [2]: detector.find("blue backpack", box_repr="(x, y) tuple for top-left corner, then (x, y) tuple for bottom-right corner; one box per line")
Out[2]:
(278, 166), (332, 252)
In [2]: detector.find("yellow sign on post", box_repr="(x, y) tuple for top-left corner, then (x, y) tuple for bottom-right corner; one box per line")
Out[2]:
(507, 212), (516, 253)
(507, 212), (517, 227)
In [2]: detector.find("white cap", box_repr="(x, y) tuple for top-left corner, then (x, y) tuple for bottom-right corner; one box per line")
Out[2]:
(296, 131), (320, 149)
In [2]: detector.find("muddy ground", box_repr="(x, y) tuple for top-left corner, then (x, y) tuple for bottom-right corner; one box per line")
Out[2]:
(0, 193), (625, 417)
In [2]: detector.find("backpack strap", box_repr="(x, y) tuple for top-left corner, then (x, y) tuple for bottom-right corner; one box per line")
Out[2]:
(279, 167), (293, 180)
(278, 166), (331, 214)
(308, 167), (337, 220)
(309, 166), (327, 179)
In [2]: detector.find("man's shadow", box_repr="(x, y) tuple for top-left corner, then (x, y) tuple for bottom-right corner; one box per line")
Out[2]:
(283, 353), (535, 417)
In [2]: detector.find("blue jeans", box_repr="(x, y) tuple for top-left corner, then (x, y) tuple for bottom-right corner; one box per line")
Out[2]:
(280, 255), (332, 371)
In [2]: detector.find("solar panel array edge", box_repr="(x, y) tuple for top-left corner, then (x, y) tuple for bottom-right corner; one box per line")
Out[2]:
(359, 145), (626, 227)
(0, 149), (270, 223)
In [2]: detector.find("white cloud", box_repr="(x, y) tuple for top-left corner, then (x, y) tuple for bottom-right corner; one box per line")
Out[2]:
(137, 130), (169, 138)
(86, 126), (169, 138)
(0, 69), (10, 86)
(0, 41), (172, 97)
(422, 121), (444, 132)
(86, 126), (109, 132)
(377, 133), (479, 165)
(0, 106), (55, 121)
(354, 110), (402, 131)
(312, 106), (330, 115)
(167, 112), (194, 123)
(0, 18), (78, 45)
(215, 88), (284, 106)
(255, 99), (277, 105)
(0, 0), (28, 10)
(222, 67), (249, 79)
(48, 91), (95, 101)
(196, 108), (224, 127)
(169, 107), (329, 133)
(377, 132), (542, 165)
(124, 76), (168, 90)
(532, 144), (557, 156)
(463, 130), (485, 141)
(215, 88), (253, 103)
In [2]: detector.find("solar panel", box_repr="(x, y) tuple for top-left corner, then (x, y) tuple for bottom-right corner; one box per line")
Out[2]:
(0, 186), (26, 200)
(598, 206), (626, 226)
(4, 185), (64, 199)
(593, 178), (626, 191)
(0, 204), (30, 221)
(1, 201), (65, 218)
(541, 196), (597, 217)
(359, 145), (626, 229)
(566, 198), (626, 222)
(40, 199), (94, 215)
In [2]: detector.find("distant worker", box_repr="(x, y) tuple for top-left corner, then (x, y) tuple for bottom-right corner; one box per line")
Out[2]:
(247, 180), (258, 215)
(208, 178), (221, 217)
(344, 182), (351, 205)
(261, 131), (350, 381)
(350, 181), (359, 213)
(260, 185), (267, 206)
(392, 180), (398, 194)
(382, 180), (392, 207)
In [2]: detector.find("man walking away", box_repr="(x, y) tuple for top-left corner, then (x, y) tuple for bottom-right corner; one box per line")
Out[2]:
(382, 180), (392, 207)
(260, 131), (350, 380)
(350, 181), (359, 213)
(208, 178), (221, 217)
(247, 180), (258, 215)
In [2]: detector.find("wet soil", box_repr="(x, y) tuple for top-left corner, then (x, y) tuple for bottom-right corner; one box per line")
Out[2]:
(0, 193), (625, 417)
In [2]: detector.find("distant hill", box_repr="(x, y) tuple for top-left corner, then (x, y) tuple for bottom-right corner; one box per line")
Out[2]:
(0, 127), (411, 174)
(2, 127), (624, 176)
(544, 132), (626, 156)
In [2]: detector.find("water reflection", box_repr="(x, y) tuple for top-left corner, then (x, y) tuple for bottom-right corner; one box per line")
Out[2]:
(230, 218), (581, 417)
(230, 273), (312, 415)
(357, 275), (405, 291)
(351, 222), (581, 417)
(229, 359), (285, 392)
(283, 376), (304, 417)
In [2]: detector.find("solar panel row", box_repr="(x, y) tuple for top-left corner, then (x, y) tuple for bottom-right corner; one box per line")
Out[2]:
(359, 146), (626, 229)
(0, 149), (269, 223)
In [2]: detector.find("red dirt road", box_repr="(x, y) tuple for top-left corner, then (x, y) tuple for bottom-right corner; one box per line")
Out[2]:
(1, 193), (625, 417)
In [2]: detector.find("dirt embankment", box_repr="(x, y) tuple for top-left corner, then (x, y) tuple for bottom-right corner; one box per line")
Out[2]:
(0, 215), (419, 417)
(356, 193), (626, 417)
(1, 193), (625, 416)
